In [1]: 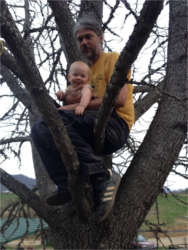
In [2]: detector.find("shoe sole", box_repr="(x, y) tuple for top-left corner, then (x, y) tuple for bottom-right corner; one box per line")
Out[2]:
(99, 172), (121, 222)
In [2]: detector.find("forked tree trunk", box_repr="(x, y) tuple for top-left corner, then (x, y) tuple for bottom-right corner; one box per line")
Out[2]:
(29, 112), (56, 200)
(45, 1), (187, 249)
(0, 0), (187, 249)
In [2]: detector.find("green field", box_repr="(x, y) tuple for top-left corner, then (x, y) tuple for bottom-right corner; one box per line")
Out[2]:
(1, 192), (187, 226)
(147, 194), (187, 223)
(0, 193), (18, 209)
(1, 192), (187, 249)
(0, 193), (18, 201)
(1, 192), (187, 224)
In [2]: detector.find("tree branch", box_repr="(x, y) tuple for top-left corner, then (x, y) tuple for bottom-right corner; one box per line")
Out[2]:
(94, 0), (164, 152)
(1, 64), (32, 109)
(79, 0), (103, 22)
(134, 81), (165, 121)
(1, 50), (28, 82)
(0, 136), (30, 145)
(0, 0), (90, 221)
(47, 0), (83, 66)
(0, 168), (50, 221)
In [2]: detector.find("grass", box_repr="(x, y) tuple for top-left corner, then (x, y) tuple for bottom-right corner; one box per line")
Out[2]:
(1, 192), (188, 248)
(140, 193), (188, 240)
(3, 234), (53, 250)
(5, 246), (53, 250)
(5, 243), (53, 250)
(145, 193), (188, 226)
(0, 192), (18, 201)
(1, 192), (187, 225)
(0, 193), (18, 211)
(0, 192), (36, 217)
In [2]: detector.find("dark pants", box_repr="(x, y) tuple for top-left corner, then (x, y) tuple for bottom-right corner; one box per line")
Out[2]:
(31, 110), (129, 190)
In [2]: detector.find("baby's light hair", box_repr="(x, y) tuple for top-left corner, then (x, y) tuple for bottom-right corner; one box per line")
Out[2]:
(69, 60), (91, 80)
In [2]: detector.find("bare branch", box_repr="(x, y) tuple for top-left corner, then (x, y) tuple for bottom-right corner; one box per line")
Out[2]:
(1, 64), (31, 109)
(120, 0), (138, 21)
(1, 0), (91, 221)
(47, 0), (82, 65)
(79, 0), (103, 22)
(0, 136), (30, 145)
(103, 0), (120, 31)
(94, 0), (164, 152)
(0, 168), (50, 221)
(134, 81), (165, 121)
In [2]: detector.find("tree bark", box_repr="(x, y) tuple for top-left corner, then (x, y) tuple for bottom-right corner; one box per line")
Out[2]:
(0, 0), (91, 219)
(0, 0), (187, 249)
(79, 0), (103, 22)
(1, 58), (56, 200)
(47, 0), (83, 66)
(134, 81), (165, 121)
(94, 0), (164, 152)
(109, 1), (187, 248)
(50, 1), (187, 248)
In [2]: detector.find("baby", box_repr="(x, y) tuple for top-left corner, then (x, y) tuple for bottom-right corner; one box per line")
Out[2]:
(56, 61), (92, 115)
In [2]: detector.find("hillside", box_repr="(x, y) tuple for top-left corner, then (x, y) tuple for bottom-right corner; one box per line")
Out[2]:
(0, 174), (36, 192)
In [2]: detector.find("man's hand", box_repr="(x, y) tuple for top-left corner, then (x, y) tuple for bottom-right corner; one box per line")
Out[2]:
(56, 90), (65, 101)
(58, 105), (69, 111)
(58, 103), (77, 111)
(75, 105), (85, 115)
(58, 104), (85, 115)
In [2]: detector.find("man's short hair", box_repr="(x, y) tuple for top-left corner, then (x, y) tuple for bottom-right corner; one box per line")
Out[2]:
(73, 16), (103, 36)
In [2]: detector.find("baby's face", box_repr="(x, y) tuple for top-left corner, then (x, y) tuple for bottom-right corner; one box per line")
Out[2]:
(68, 62), (90, 86)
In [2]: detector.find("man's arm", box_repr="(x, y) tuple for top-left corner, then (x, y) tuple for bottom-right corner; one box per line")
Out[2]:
(87, 83), (129, 110)
(58, 103), (78, 111)
(59, 83), (129, 111)
(58, 85), (92, 113)
(87, 97), (103, 110)
(115, 84), (128, 107)
(56, 90), (65, 101)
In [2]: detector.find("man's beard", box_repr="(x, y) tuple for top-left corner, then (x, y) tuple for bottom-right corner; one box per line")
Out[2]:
(81, 47), (98, 63)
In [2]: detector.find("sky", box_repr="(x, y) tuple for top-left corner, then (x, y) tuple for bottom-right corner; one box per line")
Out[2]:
(1, 130), (188, 191)
(1, 0), (187, 191)
(1, 110), (188, 191)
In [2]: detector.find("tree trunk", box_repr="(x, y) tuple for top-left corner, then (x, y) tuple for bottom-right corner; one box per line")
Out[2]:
(79, 0), (103, 22)
(1, 64), (55, 200)
(47, 1), (187, 249)
(29, 111), (56, 199)
(0, 1), (187, 249)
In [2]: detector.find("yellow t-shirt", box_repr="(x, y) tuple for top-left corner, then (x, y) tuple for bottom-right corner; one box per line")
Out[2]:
(90, 51), (135, 130)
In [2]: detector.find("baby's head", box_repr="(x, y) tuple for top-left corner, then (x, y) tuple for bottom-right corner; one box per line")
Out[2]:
(68, 61), (91, 85)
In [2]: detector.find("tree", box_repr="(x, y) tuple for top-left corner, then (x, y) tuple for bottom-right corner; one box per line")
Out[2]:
(0, 0), (187, 249)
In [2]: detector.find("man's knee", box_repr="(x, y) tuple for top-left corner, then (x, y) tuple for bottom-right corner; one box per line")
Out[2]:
(31, 120), (49, 142)
(31, 120), (54, 150)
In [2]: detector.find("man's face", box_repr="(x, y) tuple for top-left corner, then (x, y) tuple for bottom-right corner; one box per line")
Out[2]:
(76, 29), (103, 63)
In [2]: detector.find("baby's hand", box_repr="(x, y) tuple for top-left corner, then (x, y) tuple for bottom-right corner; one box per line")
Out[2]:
(56, 90), (65, 101)
(75, 105), (85, 115)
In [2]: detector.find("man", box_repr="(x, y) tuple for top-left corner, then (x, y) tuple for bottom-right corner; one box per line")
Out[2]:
(31, 16), (134, 222)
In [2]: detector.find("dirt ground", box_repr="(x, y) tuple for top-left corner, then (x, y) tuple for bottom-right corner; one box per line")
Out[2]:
(6, 238), (52, 250)
(6, 234), (188, 249)
(5, 217), (188, 249)
(146, 216), (188, 248)
(149, 234), (188, 248)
